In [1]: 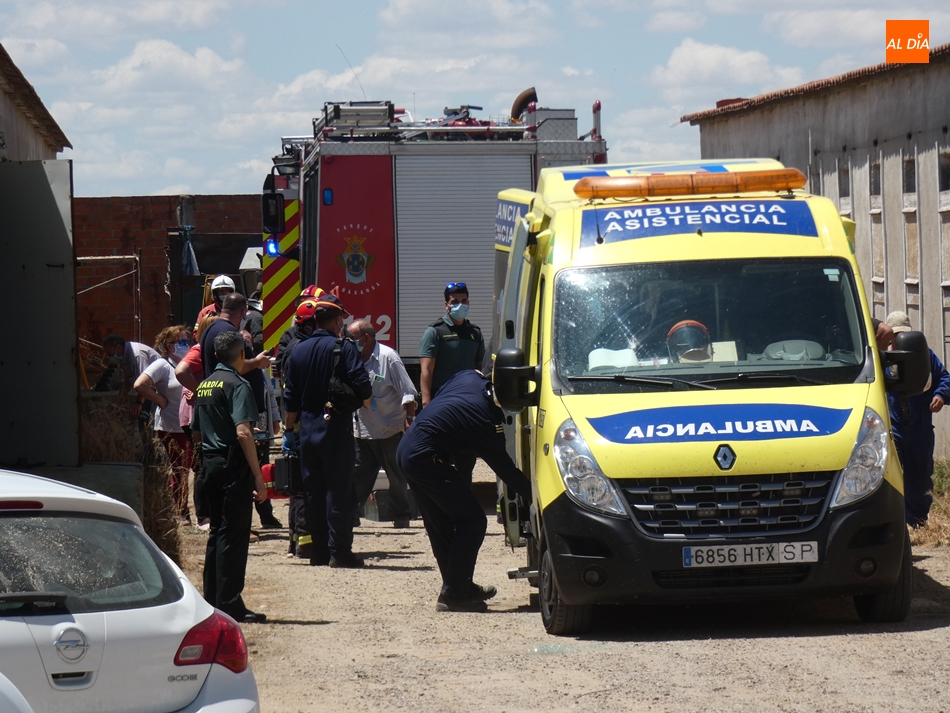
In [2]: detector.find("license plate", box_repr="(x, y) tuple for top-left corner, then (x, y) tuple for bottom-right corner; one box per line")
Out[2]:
(683, 542), (818, 568)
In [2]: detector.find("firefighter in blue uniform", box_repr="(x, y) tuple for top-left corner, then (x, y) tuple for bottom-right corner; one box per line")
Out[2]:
(283, 292), (372, 567)
(885, 311), (950, 526)
(397, 369), (531, 612)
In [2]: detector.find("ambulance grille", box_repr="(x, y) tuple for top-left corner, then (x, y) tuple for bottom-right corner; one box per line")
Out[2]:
(620, 472), (833, 538)
(653, 564), (811, 589)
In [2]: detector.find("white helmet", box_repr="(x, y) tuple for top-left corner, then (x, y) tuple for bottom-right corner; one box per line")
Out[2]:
(211, 275), (235, 293)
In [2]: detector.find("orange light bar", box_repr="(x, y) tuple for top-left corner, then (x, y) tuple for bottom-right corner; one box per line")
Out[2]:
(573, 168), (807, 200)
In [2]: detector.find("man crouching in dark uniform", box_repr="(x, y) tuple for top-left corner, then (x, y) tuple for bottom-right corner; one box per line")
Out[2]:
(397, 370), (531, 612)
(191, 330), (269, 623)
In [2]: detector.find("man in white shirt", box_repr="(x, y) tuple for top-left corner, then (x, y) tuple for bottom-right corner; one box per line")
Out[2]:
(347, 320), (418, 528)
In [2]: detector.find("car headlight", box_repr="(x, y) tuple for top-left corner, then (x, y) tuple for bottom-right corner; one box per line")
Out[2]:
(830, 407), (888, 508)
(553, 419), (627, 516)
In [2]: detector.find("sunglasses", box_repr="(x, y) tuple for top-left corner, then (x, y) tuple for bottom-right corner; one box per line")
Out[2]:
(176, 339), (195, 347)
(445, 282), (467, 292)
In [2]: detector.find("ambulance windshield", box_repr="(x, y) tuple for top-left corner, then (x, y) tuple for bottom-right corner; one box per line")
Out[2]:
(553, 258), (867, 392)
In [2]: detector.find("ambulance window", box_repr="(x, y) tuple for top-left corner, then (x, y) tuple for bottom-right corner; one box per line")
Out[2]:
(553, 258), (866, 393)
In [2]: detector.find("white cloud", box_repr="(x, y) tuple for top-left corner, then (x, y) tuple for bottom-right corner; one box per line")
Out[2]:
(93, 40), (245, 93)
(154, 183), (192, 195)
(5, 1), (235, 43)
(652, 38), (805, 103)
(646, 11), (706, 32)
(379, 0), (554, 52)
(764, 8), (950, 49)
(562, 66), (581, 77)
(605, 106), (701, 164)
(0, 37), (69, 67)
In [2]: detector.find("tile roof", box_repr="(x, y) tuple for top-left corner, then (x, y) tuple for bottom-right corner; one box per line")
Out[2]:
(681, 41), (950, 126)
(0, 42), (71, 152)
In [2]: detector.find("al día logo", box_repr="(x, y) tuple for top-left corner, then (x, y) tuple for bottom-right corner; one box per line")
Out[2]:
(886, 20), (930, 64)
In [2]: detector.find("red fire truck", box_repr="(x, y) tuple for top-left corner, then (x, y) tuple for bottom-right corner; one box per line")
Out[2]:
(260, 89), (607, 367)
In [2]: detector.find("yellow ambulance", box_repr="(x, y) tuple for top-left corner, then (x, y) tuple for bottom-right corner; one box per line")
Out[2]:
(491, 159), (931, 635)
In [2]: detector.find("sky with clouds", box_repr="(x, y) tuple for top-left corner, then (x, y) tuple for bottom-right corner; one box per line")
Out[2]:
(2, 0), (948, 196)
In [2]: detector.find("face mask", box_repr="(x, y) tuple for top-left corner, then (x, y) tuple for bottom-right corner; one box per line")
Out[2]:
(173, 344), (190, 360)
(449, 303), (469, 321)
(108, 354), (122, 364)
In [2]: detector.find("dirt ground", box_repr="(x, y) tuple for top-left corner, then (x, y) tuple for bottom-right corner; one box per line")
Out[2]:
(180, 467), (950, 713)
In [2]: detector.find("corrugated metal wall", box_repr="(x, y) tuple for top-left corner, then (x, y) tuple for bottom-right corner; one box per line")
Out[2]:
(394, 154), (534, 358)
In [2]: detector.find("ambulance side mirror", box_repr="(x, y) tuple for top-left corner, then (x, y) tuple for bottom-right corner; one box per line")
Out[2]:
(493, 347), (540, 411)
(262, 193), (285, 235)
(882, 331), (930, 396)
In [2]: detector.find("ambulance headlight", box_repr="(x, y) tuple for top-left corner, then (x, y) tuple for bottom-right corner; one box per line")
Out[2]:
(553, 419), (627, 516)
(831, 408), (888, 509)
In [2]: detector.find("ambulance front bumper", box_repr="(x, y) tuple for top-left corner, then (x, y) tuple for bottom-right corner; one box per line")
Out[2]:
(542, 480), (906, 606)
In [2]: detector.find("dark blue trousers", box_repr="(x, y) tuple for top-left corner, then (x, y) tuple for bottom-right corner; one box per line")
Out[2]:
(299, 412), (357, 559)
(894, 430), (935, 525)
(398, 449), (487, 598)
(202, 454), (254, 616)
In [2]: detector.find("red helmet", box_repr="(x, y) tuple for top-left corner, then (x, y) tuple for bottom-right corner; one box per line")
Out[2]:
(294, 299), (319, 323)
(299, 285), (322, 299)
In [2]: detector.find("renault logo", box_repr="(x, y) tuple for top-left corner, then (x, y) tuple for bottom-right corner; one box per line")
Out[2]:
(714, 444), (736, 471)
(54, 628), (89, 663)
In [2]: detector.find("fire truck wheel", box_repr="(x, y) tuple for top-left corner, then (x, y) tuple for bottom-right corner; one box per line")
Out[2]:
(854, 528), (912, 623)
(539, 546), (592, 636)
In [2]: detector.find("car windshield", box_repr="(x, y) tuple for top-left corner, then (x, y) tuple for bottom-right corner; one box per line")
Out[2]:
(0, 514), (183, 615)
(554, 258), (867, 393)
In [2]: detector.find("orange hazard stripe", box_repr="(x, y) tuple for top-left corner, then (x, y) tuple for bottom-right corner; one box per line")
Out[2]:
(263, 199), (301, 350)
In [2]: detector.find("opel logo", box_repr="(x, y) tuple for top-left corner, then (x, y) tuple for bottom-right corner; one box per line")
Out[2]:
(54, 628), (89, 663)
(714, 444), (736, 471)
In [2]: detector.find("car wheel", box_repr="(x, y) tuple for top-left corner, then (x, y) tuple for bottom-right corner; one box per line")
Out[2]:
(854, 528), (913, 623)
(539, 547), (592, 635)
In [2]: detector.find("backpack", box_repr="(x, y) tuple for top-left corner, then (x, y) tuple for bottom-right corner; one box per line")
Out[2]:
(326, 337), (365, 413)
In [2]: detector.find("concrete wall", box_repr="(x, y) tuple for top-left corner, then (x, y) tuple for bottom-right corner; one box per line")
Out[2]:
(694, 57), (950, 457)
(73, 194), (261, 346)
(0, 90), (58, 161)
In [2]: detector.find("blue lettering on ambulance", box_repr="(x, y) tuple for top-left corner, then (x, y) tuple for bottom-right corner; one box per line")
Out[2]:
(587, 404), (851, 444)
(579, 200), (818, 247)
(495, 199), (523, 248)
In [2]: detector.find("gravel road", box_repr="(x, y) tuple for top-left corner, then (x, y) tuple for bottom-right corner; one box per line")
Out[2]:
(181, 481), (950, 713)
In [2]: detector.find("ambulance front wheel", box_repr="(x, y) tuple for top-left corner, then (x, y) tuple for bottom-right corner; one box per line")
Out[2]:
(539, 547), (593, 635)
(853, 528), (912, 623)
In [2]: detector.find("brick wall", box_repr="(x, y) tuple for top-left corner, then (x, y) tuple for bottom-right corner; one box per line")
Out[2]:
(74, 194), (260, 347)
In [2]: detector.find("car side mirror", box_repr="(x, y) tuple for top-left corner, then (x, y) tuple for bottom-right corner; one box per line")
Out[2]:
(882, 331), (930, 396)
(493, 347), (540, 411)
(262, 193), (285, 235)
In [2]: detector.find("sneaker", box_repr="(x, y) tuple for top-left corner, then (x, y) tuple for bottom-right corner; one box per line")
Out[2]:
(393, 519), (411, 528)
(329, 554), (365, 569)
(436, 594), (488, 613)
(197, 518), (211, 532)
(260, 516), (283, 529)
(471, 582), (497, 601)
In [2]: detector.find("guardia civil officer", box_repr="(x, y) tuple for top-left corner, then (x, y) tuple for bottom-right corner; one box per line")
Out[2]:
(396, 370), (531, 612)
(283, 293), (372, 567)
(419, 282), (485, 485)
(191, 330), (268, 623)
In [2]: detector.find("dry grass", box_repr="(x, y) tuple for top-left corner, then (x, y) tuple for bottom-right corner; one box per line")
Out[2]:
(909, 459), (950, 548)
(80, 391), (181, 564)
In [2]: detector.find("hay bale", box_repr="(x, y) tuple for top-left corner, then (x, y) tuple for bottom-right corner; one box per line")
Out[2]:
(80, 390), (182, 563)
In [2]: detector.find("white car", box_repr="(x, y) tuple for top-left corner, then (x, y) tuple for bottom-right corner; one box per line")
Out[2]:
(0, 470), (260, 713)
